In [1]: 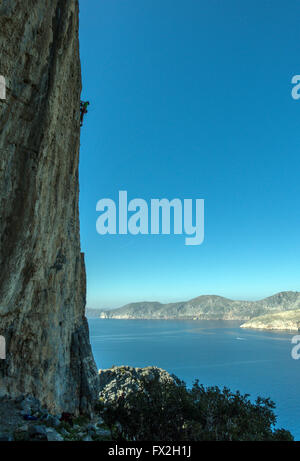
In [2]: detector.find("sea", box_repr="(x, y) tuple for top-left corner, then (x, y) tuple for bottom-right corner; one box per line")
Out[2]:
(88, 318), (300, 440)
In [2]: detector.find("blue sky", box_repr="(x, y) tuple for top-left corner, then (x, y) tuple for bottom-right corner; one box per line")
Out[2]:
(79, 0), (300, 309)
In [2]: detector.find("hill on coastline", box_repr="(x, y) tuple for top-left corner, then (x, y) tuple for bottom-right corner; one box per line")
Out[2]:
(87, 291), (300, 322)
(240, 309), (300, 331)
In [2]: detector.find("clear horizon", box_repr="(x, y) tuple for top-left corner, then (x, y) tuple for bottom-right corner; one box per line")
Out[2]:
(79, 0), (300, 309)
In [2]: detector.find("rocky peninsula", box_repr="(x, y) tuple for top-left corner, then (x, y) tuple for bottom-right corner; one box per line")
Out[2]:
(241, 309), (300, 331)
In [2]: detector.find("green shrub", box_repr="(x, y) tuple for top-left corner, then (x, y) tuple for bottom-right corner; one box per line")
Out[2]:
(97, 374), (294, 441)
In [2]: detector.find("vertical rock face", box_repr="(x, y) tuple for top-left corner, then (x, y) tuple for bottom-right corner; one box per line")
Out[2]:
(0, 0), (98, 414)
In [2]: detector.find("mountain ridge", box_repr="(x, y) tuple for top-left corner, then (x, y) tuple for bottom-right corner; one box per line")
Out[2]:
(87, 291), (300, 322)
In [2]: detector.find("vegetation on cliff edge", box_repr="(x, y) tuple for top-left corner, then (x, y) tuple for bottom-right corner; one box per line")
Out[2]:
(97, 373), (294, 441)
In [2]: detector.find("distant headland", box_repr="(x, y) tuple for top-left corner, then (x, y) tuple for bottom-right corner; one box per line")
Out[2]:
(86, 291), (300, 331)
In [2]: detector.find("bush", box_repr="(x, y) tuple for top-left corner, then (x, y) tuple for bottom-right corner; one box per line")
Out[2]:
(97, 374), (294, 441)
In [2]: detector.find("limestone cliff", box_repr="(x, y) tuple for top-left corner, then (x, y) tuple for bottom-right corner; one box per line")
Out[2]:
(0, 0), (98, 414)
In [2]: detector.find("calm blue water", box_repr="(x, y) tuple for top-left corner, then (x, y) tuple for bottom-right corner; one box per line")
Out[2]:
(88, 318), (300, 440)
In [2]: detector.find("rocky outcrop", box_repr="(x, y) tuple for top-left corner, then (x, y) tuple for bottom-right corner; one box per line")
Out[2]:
(99, 366), (173, 404)
(240, 309), (300, 331)
(98, 291), (300, 321)
(0, 0), (98, 414)
(0, 395), (111, 441)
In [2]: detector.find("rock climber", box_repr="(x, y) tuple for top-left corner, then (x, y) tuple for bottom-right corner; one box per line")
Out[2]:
(80, 100), (90, 127)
